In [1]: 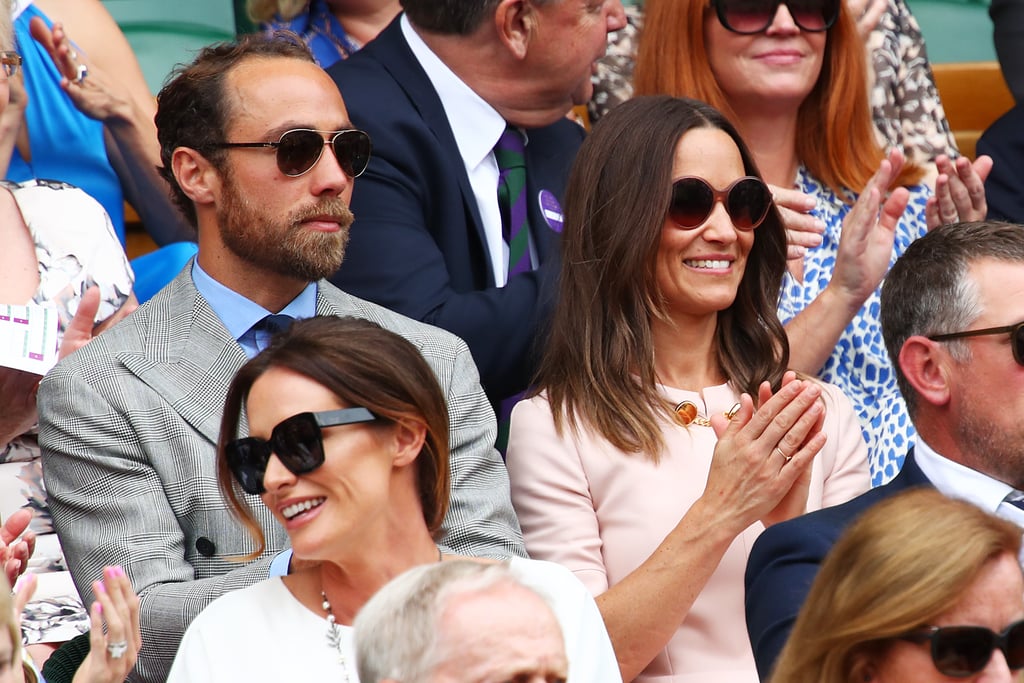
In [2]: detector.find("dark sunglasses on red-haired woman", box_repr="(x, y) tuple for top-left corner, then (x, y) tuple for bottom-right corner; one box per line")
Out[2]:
(711, 0), (841, 34)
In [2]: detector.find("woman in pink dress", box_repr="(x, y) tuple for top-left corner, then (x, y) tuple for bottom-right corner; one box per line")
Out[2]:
(507, 95), (870, 682)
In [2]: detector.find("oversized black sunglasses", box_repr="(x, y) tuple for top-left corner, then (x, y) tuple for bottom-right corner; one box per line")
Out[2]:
(213, 128), (372, 178)
(668, 176), (773, 230)
(928, 320), (1024, 366)
(900, 619), (1024, 677)
(225, 408), (378, 495)
(711, 0), (840, 34)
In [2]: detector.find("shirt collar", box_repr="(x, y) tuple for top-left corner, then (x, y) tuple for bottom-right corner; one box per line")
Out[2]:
(913, 433), (1014, 516)
(400, 14), (507, 172)
(191, 260), (318, 342)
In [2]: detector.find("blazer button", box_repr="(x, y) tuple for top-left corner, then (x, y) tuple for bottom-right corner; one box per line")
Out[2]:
(195, 537), (216, 557)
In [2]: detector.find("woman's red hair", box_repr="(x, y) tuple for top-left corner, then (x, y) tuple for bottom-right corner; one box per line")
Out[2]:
(634, 0), (922, 197)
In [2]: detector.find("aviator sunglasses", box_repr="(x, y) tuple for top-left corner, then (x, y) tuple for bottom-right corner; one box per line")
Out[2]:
(899, 619), (1024, 677)
(225, 407), (379, 495)
(668, 176), (773, 230)
(928, 320), (1024, 366)
(711, 0), (840, 34)
(213, 128), (372, 178)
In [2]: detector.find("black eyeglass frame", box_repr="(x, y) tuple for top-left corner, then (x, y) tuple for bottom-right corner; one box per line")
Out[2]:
(927, 321), (1024, 366)
(668, 175), (773, 231)
(710, 0), (841, 34)
(0, 51), (21, 78)
(899, 619), (1024, 677)
(212, 128), (371, 178)
(225, 407), (379, 495)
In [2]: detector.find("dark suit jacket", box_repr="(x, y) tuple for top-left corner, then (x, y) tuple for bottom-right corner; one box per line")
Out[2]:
(744, 452), (931, 681)
(978, 103), (1024, 224)
(327, 17), (585, 403)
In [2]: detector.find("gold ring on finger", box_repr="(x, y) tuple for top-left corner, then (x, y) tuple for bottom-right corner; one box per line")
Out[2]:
(772, 446), (792, 463)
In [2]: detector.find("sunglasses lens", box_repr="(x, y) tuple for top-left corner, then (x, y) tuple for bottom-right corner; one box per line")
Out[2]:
(332, 130), (372, 178)
(226, 438), (271, 495)
(788, 0), (838, 30)
(726, 178), (772, 230)
(669, 178), (714, 228)
(1003, 621), (1024, 669)
(276, 130), (326, 176)
(271, 413), (327, 476)
(1013, 326), (1024, 367)
(932, 628), (995, 677)
(719, 0), (776, 33)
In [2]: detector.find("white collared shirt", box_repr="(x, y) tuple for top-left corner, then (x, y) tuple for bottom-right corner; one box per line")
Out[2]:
(914, 434), (1024, 531)
(401, 15), (532, 286)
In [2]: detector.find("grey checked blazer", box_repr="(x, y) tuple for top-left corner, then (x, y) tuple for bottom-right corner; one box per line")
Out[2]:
(38, 267), (525, 683)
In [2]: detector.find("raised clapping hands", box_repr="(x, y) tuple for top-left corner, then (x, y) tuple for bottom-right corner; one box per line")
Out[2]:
(705, 372), (827, 531)
(28, 18), (133, 125)
(770, 185), (825, 260)
(830, 147), (911, 309)
(846, 0), (887, 41)
(925, 154), (993, 229)
(0, 510), (34, 587)
(13, 567), (140, 683)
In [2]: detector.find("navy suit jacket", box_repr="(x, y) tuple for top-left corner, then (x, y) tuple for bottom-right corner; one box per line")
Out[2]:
(327, 18), (585, 404)
(744, 452), (931, 681)
(977, 103), (1024, 224)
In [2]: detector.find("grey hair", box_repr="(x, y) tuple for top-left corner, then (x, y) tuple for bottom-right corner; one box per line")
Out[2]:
(354, 560), (556, 682)
(881, 220), (1024, 417)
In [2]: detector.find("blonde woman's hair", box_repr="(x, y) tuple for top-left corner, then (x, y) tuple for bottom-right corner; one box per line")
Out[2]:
(247, 0), (309, 23)
(770, 489), (1023, 683)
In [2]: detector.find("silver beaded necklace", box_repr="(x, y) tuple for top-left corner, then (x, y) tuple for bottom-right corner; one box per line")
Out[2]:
(321, 589), (351, 681)
(320, 547), (444, 679)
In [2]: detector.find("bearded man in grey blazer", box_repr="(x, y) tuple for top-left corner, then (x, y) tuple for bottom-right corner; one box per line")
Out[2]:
(37, 34), (525, 683)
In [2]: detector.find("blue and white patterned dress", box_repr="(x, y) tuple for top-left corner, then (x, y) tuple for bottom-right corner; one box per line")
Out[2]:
(778, 167), (931, 486)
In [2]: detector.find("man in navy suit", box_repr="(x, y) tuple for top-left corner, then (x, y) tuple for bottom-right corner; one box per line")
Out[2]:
(327, 1), (626, 406)
(745, 220), (1024, 681)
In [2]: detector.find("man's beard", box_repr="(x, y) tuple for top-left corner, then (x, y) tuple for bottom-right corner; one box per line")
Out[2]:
(217, 172), (354, 282)
(955, 396), (1024, 490)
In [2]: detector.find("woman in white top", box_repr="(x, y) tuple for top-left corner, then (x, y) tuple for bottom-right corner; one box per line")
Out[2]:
(168, 316), (620, 682)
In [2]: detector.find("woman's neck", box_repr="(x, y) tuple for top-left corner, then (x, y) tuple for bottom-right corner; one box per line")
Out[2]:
(650, 311), (724, 390)
(283, 515), (439, 625)
(328, 0), (401, 46)
(732, 105), (801, 188)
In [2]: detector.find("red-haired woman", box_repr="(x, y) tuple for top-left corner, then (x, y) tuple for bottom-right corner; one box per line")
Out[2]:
(634, 0), (990, 485)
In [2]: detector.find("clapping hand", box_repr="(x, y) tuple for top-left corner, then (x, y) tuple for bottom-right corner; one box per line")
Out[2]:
(925, 154), (993, 229)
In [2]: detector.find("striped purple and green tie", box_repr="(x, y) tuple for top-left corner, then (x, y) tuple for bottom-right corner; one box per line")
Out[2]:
(495, 125), (532, 277)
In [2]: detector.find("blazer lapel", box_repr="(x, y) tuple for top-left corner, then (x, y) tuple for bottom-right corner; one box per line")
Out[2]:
(366, 19), (490, 272)
(118, 268), (247, 445)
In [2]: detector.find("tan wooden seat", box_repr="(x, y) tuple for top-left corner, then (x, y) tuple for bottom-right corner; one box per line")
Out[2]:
(932, 61), (1015, 160)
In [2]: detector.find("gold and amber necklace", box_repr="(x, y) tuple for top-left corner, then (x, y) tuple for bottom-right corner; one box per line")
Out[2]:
(673, 400), (741, 427)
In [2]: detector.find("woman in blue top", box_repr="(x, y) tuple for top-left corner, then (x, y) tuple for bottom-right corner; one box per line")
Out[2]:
(249, 0), (399, 68)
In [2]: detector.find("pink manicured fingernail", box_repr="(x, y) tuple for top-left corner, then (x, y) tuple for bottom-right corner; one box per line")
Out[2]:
(114, 566), (125, 578)
(96, 580), (106, 594)
(95, 601), (103, 614)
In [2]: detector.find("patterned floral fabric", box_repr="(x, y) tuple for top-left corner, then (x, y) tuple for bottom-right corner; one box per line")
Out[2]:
(590, 0), (958, 166)
(777, 167), (930, 486)
(0, 179), (133, 644)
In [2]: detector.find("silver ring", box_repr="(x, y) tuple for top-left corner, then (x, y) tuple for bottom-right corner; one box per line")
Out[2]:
(106, 640), (128, 659)
(74, 64), (88, 85)
(773, 446), (793, 463)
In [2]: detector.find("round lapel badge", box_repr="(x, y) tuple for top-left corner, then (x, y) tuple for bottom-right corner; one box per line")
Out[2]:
(538, 189), (564, 233)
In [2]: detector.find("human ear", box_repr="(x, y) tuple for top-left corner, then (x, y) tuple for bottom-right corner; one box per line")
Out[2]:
(898, 336), (954, 408)
(493, 0), (535, 60)
(171, 147), (220, 207)
(390, 419), (428, 468)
